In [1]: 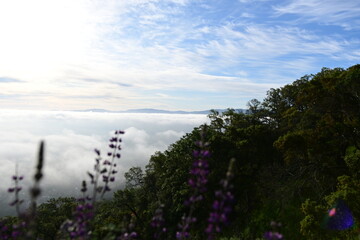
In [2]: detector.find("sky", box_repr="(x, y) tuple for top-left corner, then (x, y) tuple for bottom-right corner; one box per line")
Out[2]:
(0, 110), (208, 216)
(0, 0), (359, 111)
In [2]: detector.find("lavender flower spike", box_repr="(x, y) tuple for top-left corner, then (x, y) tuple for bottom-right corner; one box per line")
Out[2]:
(87, 130), (124, 206)
(151, 203), (167, 239)
(206, 158), (236, 240)
(263, 231), (284, 240)
(176, 131), (210, 239)
(8, 164), (24, 217)
(263, 221), (284, 240)
(100, 130), (125, 199)
(26, 141), (45, 239)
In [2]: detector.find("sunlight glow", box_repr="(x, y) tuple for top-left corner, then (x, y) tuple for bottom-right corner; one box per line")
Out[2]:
(0, 0), (95, 80)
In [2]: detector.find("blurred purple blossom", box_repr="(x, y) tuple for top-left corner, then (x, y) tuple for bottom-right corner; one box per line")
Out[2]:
(151, 203), (167, 239)
(177, 131), (210, 239)
(85, 130), (125, 205)
(8, 164), (25, 218)
(206, 158), (236, 240)
(263, 231), (284, 240)
(263, 221), (284, 240)
(63, 203), (94, 239)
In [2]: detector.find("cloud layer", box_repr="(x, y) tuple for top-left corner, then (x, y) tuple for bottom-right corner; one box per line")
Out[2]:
(0, 110), (208, 216)
(0, 0), (359, 111)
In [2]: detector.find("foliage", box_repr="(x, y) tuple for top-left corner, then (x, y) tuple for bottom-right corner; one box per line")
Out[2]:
(35, 197), (77, 239)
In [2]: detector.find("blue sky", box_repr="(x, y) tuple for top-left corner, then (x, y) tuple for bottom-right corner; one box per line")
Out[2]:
(0, 0), (359, 111)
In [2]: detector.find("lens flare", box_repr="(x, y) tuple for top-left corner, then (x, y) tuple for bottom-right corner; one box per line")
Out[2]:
(328, 208), (336, 217)
(323, 199), (355, 230)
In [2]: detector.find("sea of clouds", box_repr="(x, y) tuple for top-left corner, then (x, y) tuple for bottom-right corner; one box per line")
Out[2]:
(0, 110), (209, 216)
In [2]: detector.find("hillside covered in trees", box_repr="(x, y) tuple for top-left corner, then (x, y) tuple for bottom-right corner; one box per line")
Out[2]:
(1, 64), (360, 239)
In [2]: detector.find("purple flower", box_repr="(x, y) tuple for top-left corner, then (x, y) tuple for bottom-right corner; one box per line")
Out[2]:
(63, 202), (94, 239)
(81, 180), (87, 193)
(263, 221), (284, 240)
(117, 232), (138, 240)
(94, 148), (100, 156)
(206, 158), (236, 240)
(186, 147), (210, 205)
(86, 130), (125, 205)
(103, 175), (109, 182)
(263, 231), (284, 240)
(9, 200), (18, 206)
(104, 185), (111, 192)
(177, 133), (210, 239)
(117, 213), (138, 240)
(176, 231), (190, 239)
(8, 164), (25, 218)
(151, 204), (167, 239)
(5, 167), (27, 239)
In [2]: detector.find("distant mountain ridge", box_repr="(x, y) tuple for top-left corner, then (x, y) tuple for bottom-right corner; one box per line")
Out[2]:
(73, 108), (247, 114)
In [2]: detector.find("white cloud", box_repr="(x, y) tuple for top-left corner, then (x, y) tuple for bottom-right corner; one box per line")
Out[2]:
(1, 0), (282, 111)
(155, 129), (186, 147)
(273, 0), (360, 30)
(240, 12), (255, 18)
(0, 110), (208, 216)
(193, 21), (359, 81)
(203, 24), (346, 59)
(0, 0), (358, 111)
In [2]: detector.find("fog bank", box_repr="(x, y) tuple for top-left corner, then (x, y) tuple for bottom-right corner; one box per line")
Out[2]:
(0, 110), (208, 216)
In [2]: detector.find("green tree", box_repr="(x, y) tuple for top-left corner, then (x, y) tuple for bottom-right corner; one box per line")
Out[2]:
(125, 167), (144, 189)
(35, 197), (77, 240)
